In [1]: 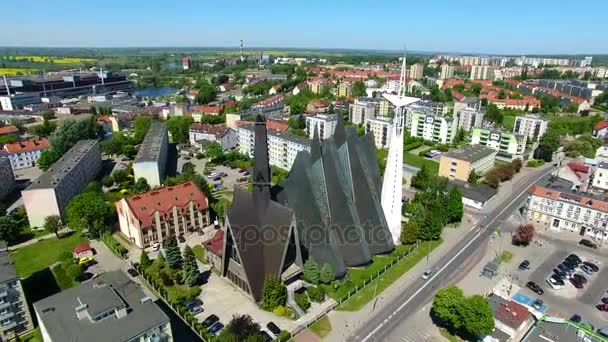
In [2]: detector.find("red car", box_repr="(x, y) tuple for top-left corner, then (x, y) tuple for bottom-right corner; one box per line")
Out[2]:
(570, 278), (584, 289)
(220, 172), (228, 177)
(597, 303), (608, 311)
(238, 168), (247, 173)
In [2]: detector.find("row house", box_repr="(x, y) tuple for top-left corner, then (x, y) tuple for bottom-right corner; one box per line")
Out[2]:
(2, 139), (50, 171)
(188, 123), (237, 150)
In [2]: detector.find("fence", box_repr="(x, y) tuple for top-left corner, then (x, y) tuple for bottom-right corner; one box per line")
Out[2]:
(99, 233), (129, 259)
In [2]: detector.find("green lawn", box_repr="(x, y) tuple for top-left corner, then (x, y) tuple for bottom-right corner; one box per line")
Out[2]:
(321, 240), (442, 311)
(21, 328), (43, 342)
(192, 245), (206, 264)
(503, 115), (516, 131)
(10, 232), (88, 278)
(404, 153), (439, 174)
(309, 316), (332, 338)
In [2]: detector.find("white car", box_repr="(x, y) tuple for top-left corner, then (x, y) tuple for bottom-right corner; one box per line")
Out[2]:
(546, 276), (563, 290)
(151, 242), (161, 251)
(422, 270), (433, 280)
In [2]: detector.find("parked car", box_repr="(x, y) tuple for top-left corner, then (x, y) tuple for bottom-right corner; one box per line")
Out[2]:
(601, 297), (608, 304)
(238, 168), (247, 173)
(185, 299), (203, 315)
(532, 299), (544, 310)
(267, 322), (281, 336)
(597, 304), (608, 311)
(568, 254), (582, 262)
(126, 268), (139, 277)
(563, 259), (580, 268)
(207, 168), (216, 172)
(422, 270), (433, 280)
(202, 314), (219, 328)
(261, 331), (273, 342)
(209, 322), (224, 336)
(519, 260), (531, 270)
(178, 234), (186, 243)
(581, 264), (594, 275)
(78, 257), (94, 266)
(220, 172), (228, 177)
(580, 239), (598, 249)
(526, 281), (544, 295)
(570, 278), (584, 289)
(570, 314), (582, 323)
(558, 264), (573, 276)
(583, 262), (599, 272)
(152, 242), (161, 251)
(572, 274), (588, 284)
(546, 276), (563, 289)
(553, 268), (567, 280)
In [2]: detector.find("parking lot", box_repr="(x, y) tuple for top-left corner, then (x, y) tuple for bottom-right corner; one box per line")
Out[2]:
(204, 164), (251, 195)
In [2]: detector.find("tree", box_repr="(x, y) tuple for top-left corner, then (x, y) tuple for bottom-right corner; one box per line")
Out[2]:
(447, 188), (463, 223)
(206, 142), (224, 160)
(467, 171), (478, 184)
(37, 149), (61, 171)
(164, 234), (183, 269)
(512, 224), (535, 246)
(65, 192), (115, 236)
(411, 164), (433, 190)
(49, 117), (99, 154)
(112, 169), (130, 184)
(140, 250), (152, 269)
(400, 220), (419, 244)
(0, 217), (22, 245)
(167, 116), (194, 144)
(101, 175), (114, 188)
(261, 274), (287, 311)
(458, 295), (495, 339)
(83, 181), (102, 193)
(134, 178), (151, 193)
(225, 314), (261, 340)
(319, 263), (334, 284)
(181, 162), (196, 174)
(133, 116), (153, 144)
(43, 215), (62, 238)
(195, 81), (218, 105)
(211, 198), (231, 222)
(121, 145), (138, 159)
(353, 81), (366, 97)
(303, 258), (320, 284)
(431, 286), (465, 328)
(181, 245), (199, 286)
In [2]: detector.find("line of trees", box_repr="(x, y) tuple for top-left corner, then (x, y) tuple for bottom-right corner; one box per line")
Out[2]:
(431, 286), (494, 340)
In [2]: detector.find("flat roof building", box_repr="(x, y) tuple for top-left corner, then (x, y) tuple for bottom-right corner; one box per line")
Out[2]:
(305, 114), (337, 141)
(0, 241), (34, 339)
(133, 122), (169, 187)
(514, 114), (549, 140)
(34, 271), (172, 342)
(439, 145), (497, 181)
(470, 128), (528, 161)
(21, 140), (101, 228)
(238, 124), (310, 170)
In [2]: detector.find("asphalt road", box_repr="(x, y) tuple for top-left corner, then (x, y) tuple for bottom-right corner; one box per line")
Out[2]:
(352, 166), (557, 342)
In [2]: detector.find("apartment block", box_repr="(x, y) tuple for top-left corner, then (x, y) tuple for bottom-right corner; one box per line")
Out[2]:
(513, 115), (549, 140)
(338, 82), (352, 98)
(349, 99), (378, 125)
(365, 116), (393, 149)
(470, 65), (494, 80)
(35, 271), (173, 342)
(456, 108), (484, 131)
(379, 98), (394, 116)
(133, 122), (169, 187)
(409, 63), (424, 80)
(2, 139), (50, 171)
(526, 177), (608, 245)
(407, 108), (456, 144)
(440, 64), (455, 80)
(21, 140), (101, 228)
(238, 124), (310, 170)
(0, 242), (34, 340)
(306, 114), (337, 140)
(0, 157), (15, 201)
(470, 128), (527, 160)
(592, 162), (608, 191)
(189, 124), (237, 150)
(439, 145), (497, 181)
(116, 182), (210, 249)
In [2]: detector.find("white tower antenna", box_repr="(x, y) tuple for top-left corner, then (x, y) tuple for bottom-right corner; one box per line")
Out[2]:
(240, 40), (244, 62)
(398, 46), (407, 97)
(3, 75), (11, 96)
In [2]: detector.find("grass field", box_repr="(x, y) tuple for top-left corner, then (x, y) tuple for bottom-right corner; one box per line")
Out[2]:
(7, 56), (95, 64)
(10, 232), (88, 278)
(192, 245), (206, 264)
(0, 68), (39, 75)
(310, 316), (332, 338)
(404, 152), (439, 174)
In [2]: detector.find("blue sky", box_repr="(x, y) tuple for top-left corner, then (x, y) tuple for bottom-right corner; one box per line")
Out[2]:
(1, 0), (606, 54)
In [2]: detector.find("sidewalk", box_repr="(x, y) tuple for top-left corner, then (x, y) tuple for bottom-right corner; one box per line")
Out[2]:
(8, 228), (71, 251)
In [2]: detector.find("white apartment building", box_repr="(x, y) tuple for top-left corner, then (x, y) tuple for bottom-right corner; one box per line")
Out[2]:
(596, 145), (608, 163)
(21, 140), (101, 228)
(526, 179), (608, 245)
(2, 139), (50, 171)
(0, 242), (34, 339)
(238, 125), (310, 170)
(470, 128), (527, 160)
(188, 124), (237, 150)
(592, 162), (608, 191)
(0, 94), (41, 111)
(349, 98), (379, 125)
(456, 108), (484, 131)
(133, 122), (169, 187)
(440, 64), (455, 80)
(407, 108), (456, 144)
(409, 63), (424, 80)
(306, 114), (337, 140)
(470, 65), (494, 80)
(365, 116), (393, 149)
(513, 115), (549, 140)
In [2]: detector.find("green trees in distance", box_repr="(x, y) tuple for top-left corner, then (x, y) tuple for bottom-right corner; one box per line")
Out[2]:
(133, 116), (152, 144)
(352, 81), (366, 97)
(483, 159), (523, 188)
(261, 274), (287, 311)
(43, 215), (62, 238)
(303, 258), (320, 284)
(194, 80), (218, 105)
(38, 117), (99, 171)
(37, 149), (61, 171)
(431, 286), (494, 340)
(181, 245), (199, 286)
(205, 142), (224, 160)
(166, 116), (193, 144)
(564, 134), (603, 158)
(65, 191), (115, 237)
(163, 234), (183, 269)
(218, 314), (263, 342)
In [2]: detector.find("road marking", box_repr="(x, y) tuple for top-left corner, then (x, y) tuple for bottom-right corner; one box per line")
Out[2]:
(360, 167), (556, 342)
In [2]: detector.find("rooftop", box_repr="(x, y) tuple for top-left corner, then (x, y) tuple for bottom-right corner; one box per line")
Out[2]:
(443, 145), (496, 163)
(34, 271), (170, 342)
(2, 138), (50, 154)
(240, 124), (310, 146)
(0, 242), (17, 284)
(0, 125), (19, 135)
(449, 179), (497, 204)
(531, 175), (608, 212)
(522, 320), (603, 342)
(203, 229), (224, 257)
(134, 122), (167, 163)
(189, 123), (230, 138)
(26, 140), (98, 190)
(489, 294), (530, 330)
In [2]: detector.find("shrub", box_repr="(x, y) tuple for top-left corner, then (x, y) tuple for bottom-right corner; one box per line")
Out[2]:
(527, 159), (545, 167)
(295, 292), (311, 311)
(160, 272), (174, 286)
(512, 224), (535, 246)
(307, 286), (325, 302)
(276, 331), (291, 342)
(65, 264), (84, 281)
(273, 305), (287, 317)
(195, 153), (204, 160)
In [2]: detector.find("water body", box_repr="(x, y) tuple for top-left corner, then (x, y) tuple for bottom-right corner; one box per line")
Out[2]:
(133, 87), (178, 97)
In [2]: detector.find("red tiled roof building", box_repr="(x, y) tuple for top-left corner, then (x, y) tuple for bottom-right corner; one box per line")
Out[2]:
(115, 181), (210, 248)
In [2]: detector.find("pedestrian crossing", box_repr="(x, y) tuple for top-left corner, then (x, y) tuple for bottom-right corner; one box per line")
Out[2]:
(397, 330), (434, 341)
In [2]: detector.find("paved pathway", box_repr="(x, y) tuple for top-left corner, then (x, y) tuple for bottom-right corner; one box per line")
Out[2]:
(8, 228), (71, 251)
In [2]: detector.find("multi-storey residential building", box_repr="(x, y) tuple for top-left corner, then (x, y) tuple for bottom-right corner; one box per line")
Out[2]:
(349, 98), (379, 125)
(2, 139), (50, 171)
(379, 98), (394, 116)
(338, 82), (352, 98)
(0, 125), (20, 137)
(22, 140), (101, 228)
(596, 145), (608, 163)
(470, 128), (527, 160)
(308, 79), (327, 94)
(592, 162), (608, 191)
(440, 64), (454, 80)
(0, 242), (33, 340)
(365, 116), (393, 149)
(133, 122), (169, 187)
(453, 97), (482, 113)
(470, 65), (494, 80)
(305, 114), (337, 140)
(456, 108), (484, 131)
(35, 271), (173, 342)
(188, 124), (237, 150)
(238, 124), (310, 170)
(409, 63), (424, 80)
(525, 177), (608, 244)
(593, 121), (608, 139)
(0, 157), (15, 201)
(407, 108), (456, 144)
(116, 181), (210, 249)
(513, 114), (549, 140)
(439, 145), (497, 181)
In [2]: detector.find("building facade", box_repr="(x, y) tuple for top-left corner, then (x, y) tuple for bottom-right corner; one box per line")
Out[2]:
(407, 108), (456, 144)
(349, 101), (377, 125)
(456, 108), (484, 131)
(0, 242), (34, 340)
(133, 122), (169, 187)
(365, 116), (393, 149)
(0, 157), (15, 201)
(470, 128), (527, 160)
(513, 115), (549, 140)
(409, 63), (424, 80)
(592, 162), (608, 191)
(21, 140), (101, 228)
(338, 82), (352, 98)
(439, 145), (497, 181)
(2, 139), (50, 171)
(115, 182), (210, 249)
(440, 64), (454, 80)
(188, 124), (237, 150)
(470, 65), (494, 80)
(238, 125), (310, 170)
(305, 114), (337, 141)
